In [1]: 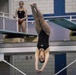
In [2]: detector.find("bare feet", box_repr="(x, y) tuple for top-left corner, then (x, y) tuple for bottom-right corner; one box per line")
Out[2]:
(33, 3), (37, 8)
(30, 4), (33, 7)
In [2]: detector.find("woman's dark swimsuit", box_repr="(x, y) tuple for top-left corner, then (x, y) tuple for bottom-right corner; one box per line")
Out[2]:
(17, 10), (25, 25)
(37, 30), (49, 50)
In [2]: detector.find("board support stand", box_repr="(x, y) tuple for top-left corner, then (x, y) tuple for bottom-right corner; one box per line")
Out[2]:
(3, 35), (38, 43)
(0, 54), (4, 61)
(70, 31), (76, 40)
(0, 54), (27, 75)
(3, 38), (25, 42)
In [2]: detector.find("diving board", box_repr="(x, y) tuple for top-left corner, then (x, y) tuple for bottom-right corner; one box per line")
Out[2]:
(48, 18), (76, 31)
(0, 29), (37, 38)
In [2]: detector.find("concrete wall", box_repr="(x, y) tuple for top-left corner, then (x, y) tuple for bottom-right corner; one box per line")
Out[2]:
(0, 53), (76, 75)
(11, 53), (55, 75)
(10, 0), (76, 15)
(65, 0), (76, 13)
(0, 0), (9, 12)
(13, 0), (54, 15)
(0, 0), (9, 40)
(66, 53), (76, 75)
(0, 56), (10, 75)
(10, 53), (76, 75)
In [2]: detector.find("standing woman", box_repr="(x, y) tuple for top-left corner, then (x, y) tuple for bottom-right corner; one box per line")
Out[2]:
(30, 3), (50, 73)
(14, 1), (27, 32)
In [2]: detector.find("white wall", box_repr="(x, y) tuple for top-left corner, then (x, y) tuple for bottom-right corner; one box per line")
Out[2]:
(65, 0), (76, 13)
(66, 53), (76, 75)
(0, 0), (9, 12)
(11, 54), (55, 75)
(13, 0), (54, 15)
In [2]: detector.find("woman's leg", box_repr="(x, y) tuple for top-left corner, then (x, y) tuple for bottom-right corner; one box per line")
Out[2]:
(30, 5), (42, 33)
(21, 21), (26, 32)
(33, 4), (50, 35)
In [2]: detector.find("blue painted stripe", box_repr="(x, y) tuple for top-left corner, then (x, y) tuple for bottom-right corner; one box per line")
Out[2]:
(55, 54), (67, 75)
(28, 14), (54, 20)
(54, 0), (67, 75)
(65, 13), (76, 15)
(54, 0), (65, 16)
(28, 14), (54, 17)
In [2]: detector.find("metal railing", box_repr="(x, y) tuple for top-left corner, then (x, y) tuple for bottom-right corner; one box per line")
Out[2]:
(0, 12), (18, 32)
(0, 11), (28, 33)
(0, 53), (27, 75)
(3, 60), (27, 75)
(0, 11), (76, 33)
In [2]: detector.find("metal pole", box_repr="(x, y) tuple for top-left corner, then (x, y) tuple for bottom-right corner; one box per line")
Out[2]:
(70, 16), (72, 21)
(16, 18), (18, 32)
(3, 60), (27, 75)
(3, 13), (5, 30)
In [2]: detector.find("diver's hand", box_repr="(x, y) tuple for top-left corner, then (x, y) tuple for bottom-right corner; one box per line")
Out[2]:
(37, 69), (43, 74)
(39, 68), (43, 72)
(36, 68), (40, 73)
(36, 68), (39, 71)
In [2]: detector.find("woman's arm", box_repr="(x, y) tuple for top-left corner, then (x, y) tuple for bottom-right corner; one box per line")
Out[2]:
(39, 48), (50, 72)
(35, 48), (39, 71)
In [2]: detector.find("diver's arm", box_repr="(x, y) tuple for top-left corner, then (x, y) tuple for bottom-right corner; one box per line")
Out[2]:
(35, 48), (39, 71)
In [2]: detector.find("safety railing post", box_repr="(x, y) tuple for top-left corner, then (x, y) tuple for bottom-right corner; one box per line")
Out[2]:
(3, 13), (5, 30)
(70, 16), (72, 21)
(16, 17), (18, 32)
(26, 18), (28, 33)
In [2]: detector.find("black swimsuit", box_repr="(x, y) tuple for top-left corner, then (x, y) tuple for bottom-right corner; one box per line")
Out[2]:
(17, 10), (25, 24)
(37, 30), (49, 50)
(17, 10), (25, 19)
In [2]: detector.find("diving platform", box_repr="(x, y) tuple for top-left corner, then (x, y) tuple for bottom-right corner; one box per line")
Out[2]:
(0, 41), (76, 54)
(0, 29), (37, 37)
(0, 29), (38, 42)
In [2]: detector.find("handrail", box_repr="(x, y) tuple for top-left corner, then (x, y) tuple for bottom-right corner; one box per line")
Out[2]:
(0, 11), (14, 16)
(0, 15), (76, 23)
(3, 60), (27, 75)
(0, 11), (76, 33)
(0, 15), (17, 21)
